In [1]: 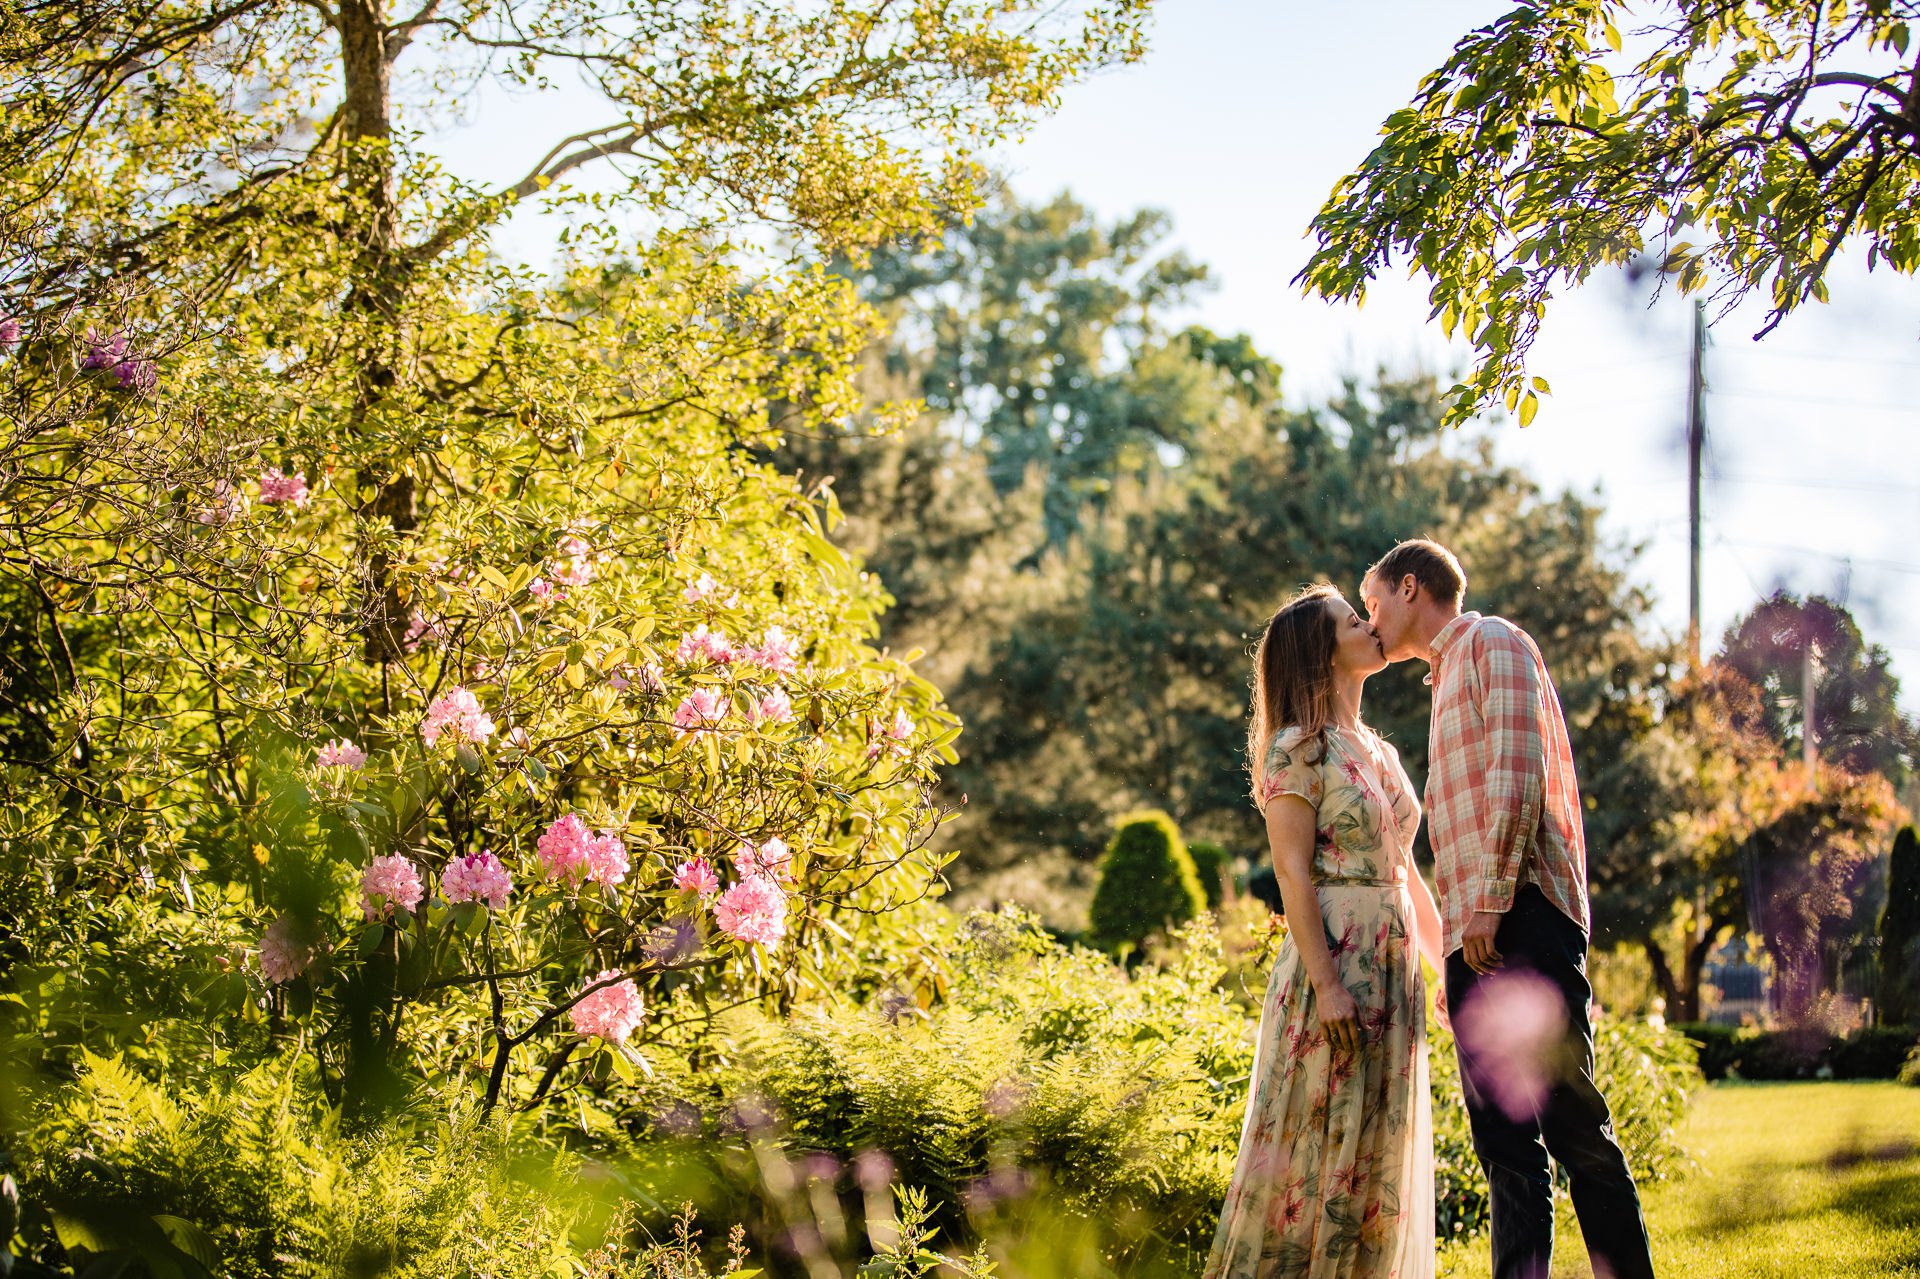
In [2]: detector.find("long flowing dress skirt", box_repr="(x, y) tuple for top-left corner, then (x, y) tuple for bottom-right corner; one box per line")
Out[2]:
(1202, 880), (1433, 1279)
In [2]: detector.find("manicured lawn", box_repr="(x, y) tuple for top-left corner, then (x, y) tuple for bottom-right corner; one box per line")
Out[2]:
(1437, 1082), (1920, 1279)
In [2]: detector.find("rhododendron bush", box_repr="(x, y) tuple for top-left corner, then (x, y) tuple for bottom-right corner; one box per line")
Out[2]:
(0, 0), (1150, 1125)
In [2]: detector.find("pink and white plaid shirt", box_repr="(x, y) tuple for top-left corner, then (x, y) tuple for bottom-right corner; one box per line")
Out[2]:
(1424, 612), (1590, 955)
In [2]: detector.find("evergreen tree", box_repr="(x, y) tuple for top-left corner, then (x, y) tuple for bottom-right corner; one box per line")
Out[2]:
(1881, 826), (1920, 1026)
(1088, 810), (1206, 953)
(1185, 839), (1229, 910)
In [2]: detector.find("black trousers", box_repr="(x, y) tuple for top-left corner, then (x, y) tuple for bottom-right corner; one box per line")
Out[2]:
(1445, 886), (1657, 1279)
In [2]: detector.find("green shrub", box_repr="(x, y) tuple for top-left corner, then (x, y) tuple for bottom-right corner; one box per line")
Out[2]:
(1087, 810), (1207, 954)
(1674, 1023), (1917, 1081)
(1185, 841), (1230, 910)
(1900, 1042), (1920, 1086)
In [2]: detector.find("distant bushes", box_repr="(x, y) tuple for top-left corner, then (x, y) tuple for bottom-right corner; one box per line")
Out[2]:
(1676, 1023), (1918, 1080)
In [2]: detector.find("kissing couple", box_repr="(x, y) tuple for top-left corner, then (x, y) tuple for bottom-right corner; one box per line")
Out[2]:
(1201, 540), (1658, 1279)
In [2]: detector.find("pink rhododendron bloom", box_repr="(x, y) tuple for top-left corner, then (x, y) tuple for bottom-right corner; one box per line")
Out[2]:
(258, 914), (320, 983)
(527, 577), (563, 605)
(673, 856), (721, 895)
(584, 831), (630, 887)
(0, 317), (21, 351)
(671, 687), (728, 735)
(535, 815), (627, 886)
(732, 836), (795, 884)
(751, 625), (800, 676)
(674, 624), (734, 666)
(556, 533), (592, 561)
(443, 851), (513, 910)
(196, 480), (247, 526)
(569, 970), (646, 1043)
(420, 687), (494, 747)
(682, 571), (719, 604)
(713, 875), (788, 947)
(258, 467), (311, 506)
(639, 662), (666, 695)
(752, 688), (794, 724)
(316, 738), (367, 770)
(361, 854), (425, 920)
(606, 664), (633, 690)
(536, 813), (593, 880)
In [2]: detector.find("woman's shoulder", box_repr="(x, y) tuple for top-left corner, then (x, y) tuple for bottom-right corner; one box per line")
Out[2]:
(1266, 724), (1326, 766)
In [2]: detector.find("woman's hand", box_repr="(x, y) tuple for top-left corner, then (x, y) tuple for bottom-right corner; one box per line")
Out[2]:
(1316, 980), (1363, 1055)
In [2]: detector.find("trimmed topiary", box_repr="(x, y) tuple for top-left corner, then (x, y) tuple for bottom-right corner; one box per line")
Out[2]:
(1879, 826), (1920, 1025)
(1185, 840), (1230, 909)
(1088, 809), (1208, 953)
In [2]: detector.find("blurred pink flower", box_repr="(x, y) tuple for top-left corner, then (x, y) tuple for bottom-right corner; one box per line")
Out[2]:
(361, 854), (425, 921)
(1454, 968), (1570, 1121)
(527, 577), (563, 605)
(403, 608), (448, 652)
(443, 851), (513, 910)
(674, 624), (734, 666)
(682, 571), (719, 604)
(714, 874), (788, 947)
(673, 856), (721, 895)
(316, 738), (367, 769)
(420, 687), (493, 747)
(753, 688), (794, 724)
(259, 915), (320, 983)
(569, 970), (646, 1044)
(732, 836), (794, 884)
(258, 467), (310, 507)
(672, 687), (728, 735)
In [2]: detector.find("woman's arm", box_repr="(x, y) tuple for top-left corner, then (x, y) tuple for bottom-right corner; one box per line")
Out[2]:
(1265, 793), (1361, 1055)
(1406, 865), (1450, 1029)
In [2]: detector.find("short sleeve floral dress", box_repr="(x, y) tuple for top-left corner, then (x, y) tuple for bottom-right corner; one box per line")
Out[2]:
(1201, 723), (1433, 1279)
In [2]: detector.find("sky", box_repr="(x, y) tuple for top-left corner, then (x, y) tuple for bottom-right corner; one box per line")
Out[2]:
(431, 0), (1920, 715)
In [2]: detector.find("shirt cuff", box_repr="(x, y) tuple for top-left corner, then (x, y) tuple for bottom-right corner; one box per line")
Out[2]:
(1472, 879), (1516, 912)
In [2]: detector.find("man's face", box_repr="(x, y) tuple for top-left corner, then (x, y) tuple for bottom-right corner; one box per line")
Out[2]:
(1362, 571), (1417, 662)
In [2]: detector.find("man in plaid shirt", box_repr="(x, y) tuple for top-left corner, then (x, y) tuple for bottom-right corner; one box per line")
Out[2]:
(1363, 539), (1656, 1279)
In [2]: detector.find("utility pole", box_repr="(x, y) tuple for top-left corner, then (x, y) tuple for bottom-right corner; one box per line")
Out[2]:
(1686, 300), (1707, 672)
(1803, 639), (1819, 771)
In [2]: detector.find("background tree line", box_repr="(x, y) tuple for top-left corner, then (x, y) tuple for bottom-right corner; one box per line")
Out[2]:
(778, 188), (1918, 1024)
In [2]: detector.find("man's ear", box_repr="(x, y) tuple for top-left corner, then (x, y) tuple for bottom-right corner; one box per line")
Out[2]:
(1399, 574), (1419, 603)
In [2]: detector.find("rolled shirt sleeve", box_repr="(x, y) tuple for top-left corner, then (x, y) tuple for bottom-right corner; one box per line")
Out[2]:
(1468, 623), (1545, 914)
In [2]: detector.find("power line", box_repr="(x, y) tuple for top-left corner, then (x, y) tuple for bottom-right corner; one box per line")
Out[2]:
(1707, 386), (1918, 412)
(1718, 539), (1920, 576)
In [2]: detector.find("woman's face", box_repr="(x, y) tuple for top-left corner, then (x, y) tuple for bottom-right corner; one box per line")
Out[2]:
(1327, 595), (1387, 678)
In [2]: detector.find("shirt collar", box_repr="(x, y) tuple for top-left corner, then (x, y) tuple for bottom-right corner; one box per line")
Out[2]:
(1422, 611), (1480, 686)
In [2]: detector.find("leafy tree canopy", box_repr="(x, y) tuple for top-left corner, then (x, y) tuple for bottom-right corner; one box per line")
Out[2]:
(1298, 0), (1920, 424)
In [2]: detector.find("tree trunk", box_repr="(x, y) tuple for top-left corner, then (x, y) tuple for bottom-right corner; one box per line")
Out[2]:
(1643, 939), (1681, 1014)
(338, 0), (416, 663)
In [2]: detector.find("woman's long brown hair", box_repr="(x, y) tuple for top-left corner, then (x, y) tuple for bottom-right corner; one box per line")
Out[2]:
(1248, 584), (1341, 802)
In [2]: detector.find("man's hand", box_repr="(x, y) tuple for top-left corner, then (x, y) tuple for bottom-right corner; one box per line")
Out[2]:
(1432, 981), (1451, 1033)
(1462, 910), (1504, 975)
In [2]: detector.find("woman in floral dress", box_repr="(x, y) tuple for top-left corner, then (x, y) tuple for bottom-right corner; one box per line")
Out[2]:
(1203, 585), (1447, 1279)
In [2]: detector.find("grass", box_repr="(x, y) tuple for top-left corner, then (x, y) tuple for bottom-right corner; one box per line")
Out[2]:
(1436, 1082), (1920, 1279)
